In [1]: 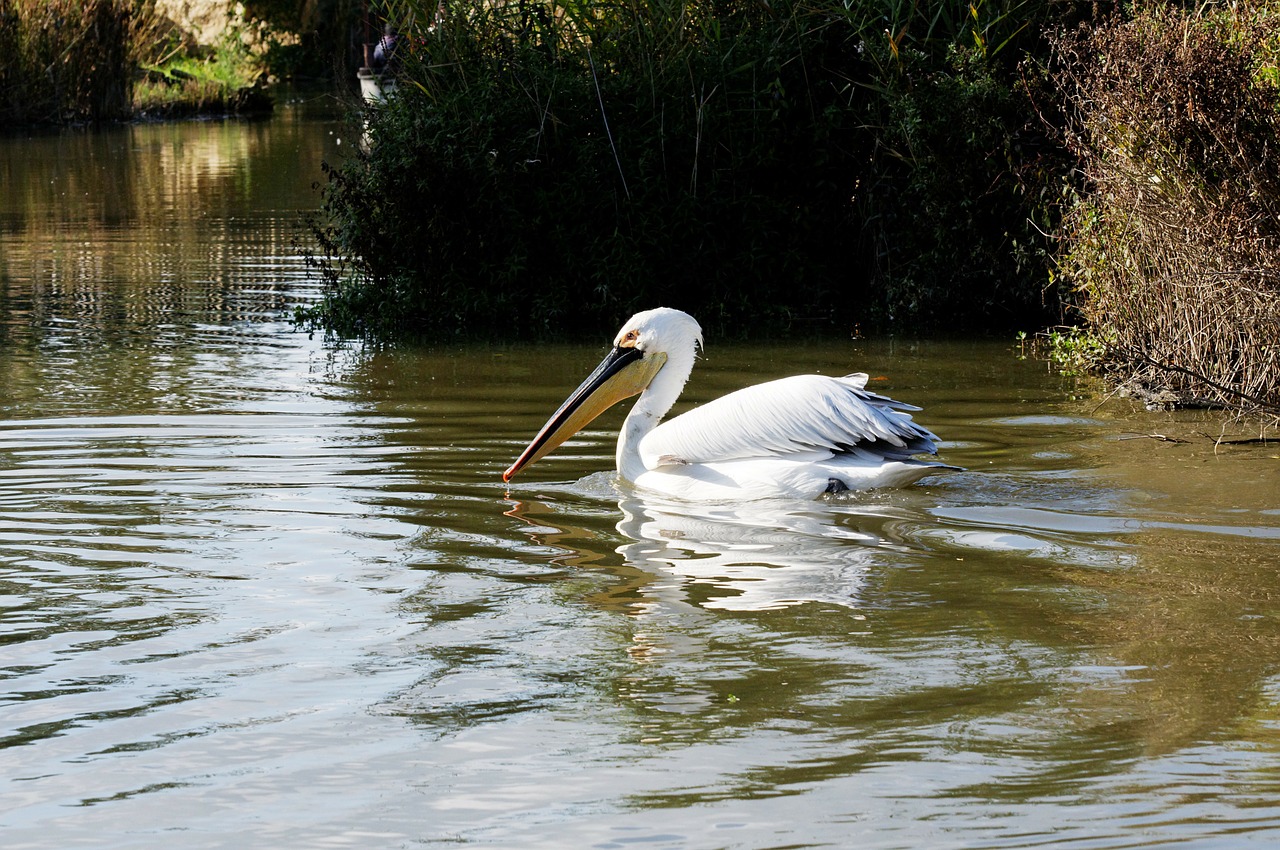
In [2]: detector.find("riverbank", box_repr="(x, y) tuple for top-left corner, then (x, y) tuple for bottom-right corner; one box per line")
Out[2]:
(306, 0), (1062, 342)
(0, 0), (348, 126)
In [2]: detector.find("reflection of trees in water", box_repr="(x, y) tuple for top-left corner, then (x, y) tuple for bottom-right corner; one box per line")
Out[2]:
(503, 481), (1280, 794)
(4, 218), (306, 329)
(1042, 531), (1280, 756)
(0, 109), (337, 415)
(0, 111), (335, 337)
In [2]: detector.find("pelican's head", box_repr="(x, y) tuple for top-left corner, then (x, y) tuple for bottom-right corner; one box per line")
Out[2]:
(503, 308), (703, 482)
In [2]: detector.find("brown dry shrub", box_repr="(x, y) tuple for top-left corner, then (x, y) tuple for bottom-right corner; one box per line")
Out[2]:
(0, 0), (136, 124)
(1051, 5), (1280, 414)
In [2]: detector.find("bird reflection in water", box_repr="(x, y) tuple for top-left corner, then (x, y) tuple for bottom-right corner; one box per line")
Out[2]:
(503, 489), (925, 613)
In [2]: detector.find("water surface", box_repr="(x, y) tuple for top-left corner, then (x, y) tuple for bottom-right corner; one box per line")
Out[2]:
(3, 103), (1280, 849)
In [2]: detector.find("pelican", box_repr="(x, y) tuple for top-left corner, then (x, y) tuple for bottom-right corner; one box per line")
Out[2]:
(503, 308), (954, 501)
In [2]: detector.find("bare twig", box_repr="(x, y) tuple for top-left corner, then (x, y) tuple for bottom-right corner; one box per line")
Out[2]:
(1128, 349), (1280, 415)
(587, 49), (629, 201)
(1117, 433), (1191, 443)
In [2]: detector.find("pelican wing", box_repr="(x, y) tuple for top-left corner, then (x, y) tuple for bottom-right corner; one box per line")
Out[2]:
(638, 373), (940, 469)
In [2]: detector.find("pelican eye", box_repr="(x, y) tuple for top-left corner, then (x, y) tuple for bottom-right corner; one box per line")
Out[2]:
(619, 329), (641, 348)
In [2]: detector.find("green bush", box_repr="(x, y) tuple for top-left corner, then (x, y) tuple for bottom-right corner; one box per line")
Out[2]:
(305, 0), (1064, 341)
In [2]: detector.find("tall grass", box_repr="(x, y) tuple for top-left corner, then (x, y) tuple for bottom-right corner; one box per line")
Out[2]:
(0, 0), (135, 124)
(305, 0), (1062, 340)
(1052, 4), (1280, 414)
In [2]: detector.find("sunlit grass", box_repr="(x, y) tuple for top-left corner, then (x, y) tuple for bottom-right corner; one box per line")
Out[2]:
(134, 37), (267, 116)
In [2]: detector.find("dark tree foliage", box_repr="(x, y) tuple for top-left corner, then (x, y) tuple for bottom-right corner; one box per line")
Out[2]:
(305, 0), (1066, 341)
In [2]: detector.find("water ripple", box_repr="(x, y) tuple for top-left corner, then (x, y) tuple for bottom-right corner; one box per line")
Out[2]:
(5, 114), (1280, 850)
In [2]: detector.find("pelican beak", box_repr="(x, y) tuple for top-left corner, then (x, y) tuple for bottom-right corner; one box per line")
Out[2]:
(504, 346), (667, 481)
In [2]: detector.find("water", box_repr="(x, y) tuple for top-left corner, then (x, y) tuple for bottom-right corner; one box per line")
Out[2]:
(3, 101), (1280, 849)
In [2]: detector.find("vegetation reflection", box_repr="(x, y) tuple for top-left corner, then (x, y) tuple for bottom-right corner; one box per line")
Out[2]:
(498, 475), (1280, 799)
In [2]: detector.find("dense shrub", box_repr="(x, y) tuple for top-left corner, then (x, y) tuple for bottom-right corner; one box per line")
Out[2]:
(1052, 4), (1280, 413)
(868, 45), (1061, 326)
(305, 0), (1064, 340)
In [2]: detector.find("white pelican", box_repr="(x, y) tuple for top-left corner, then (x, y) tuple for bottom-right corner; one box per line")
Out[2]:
(503, 308), (954, 500)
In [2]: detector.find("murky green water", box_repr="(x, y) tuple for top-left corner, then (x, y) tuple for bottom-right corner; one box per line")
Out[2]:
(3, 101), (1280, 849)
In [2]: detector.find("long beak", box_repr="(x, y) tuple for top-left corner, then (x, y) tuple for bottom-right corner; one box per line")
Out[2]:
(503, 346), (667, 481)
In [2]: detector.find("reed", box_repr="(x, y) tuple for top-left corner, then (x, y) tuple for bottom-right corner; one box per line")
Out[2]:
(0, 0), (135, 123)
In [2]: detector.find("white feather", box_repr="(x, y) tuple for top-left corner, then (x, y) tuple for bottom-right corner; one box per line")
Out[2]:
(510, 307), (955, 501)
(639, 373), (939, 469)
